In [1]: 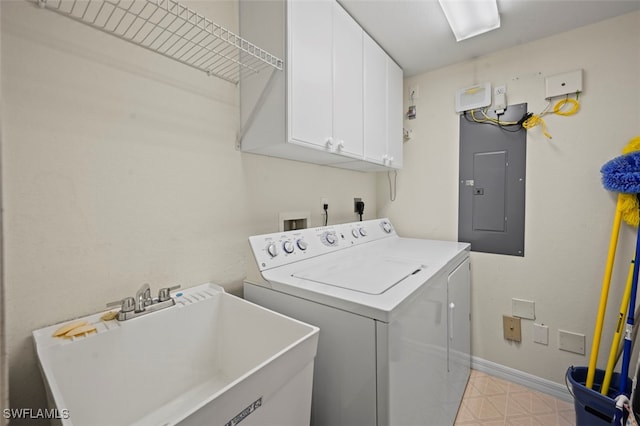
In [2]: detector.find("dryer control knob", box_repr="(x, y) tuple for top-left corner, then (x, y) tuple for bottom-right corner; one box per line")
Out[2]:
(283, 241), (294, 254)
(297, 239), (308, 251)
(359, 228), (368, 237)
(351, 229), (360, 238)
(267, 242), (279, 257)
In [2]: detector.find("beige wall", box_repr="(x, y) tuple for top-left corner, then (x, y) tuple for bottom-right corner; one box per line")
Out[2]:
(378, 11), (640, 386)
(1, 0), (376, 418)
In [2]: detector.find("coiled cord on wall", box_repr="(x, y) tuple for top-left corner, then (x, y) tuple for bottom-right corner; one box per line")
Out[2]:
(522, 95), (580, 139)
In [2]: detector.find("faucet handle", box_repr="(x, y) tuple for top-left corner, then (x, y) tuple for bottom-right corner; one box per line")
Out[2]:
(158, 285), (181, 302)
(106, 296), (136, 313)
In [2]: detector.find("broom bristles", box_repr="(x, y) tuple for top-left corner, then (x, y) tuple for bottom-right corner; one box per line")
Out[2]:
(620, 193), (640, 227)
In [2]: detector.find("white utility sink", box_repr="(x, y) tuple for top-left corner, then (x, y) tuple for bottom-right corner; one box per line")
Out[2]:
(33, 283), (319, 426)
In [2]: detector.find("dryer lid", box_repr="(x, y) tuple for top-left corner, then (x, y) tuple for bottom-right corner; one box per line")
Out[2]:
(292, 257), (425, 295)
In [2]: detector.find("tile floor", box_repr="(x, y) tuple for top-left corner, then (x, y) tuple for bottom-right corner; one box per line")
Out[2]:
(454, 370), (576, 425)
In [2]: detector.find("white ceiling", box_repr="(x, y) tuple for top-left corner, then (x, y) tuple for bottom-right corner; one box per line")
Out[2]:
(339, 0), (640, 77)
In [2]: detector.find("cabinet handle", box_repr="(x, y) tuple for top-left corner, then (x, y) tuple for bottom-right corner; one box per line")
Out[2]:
(449, 302), (456, 341)
(326, 138), (334, 150)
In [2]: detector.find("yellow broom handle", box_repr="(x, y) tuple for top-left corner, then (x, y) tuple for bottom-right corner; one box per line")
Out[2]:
(601, 261), (634, 395)
(587, 197), (623, 388)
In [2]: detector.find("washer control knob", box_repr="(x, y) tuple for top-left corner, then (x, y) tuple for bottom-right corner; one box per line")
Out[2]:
(283, 241), (294, 254)
(359, 228), (368, 237)
(325, 232), (337, 245)
(297, 239), (308, 251)
(351, 229), (360, 238)
(381, 221), (392, 233)
(267, 242), (279, 257)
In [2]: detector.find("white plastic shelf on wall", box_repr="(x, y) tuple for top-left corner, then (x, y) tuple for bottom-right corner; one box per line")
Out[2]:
(37, 0), (284, 84)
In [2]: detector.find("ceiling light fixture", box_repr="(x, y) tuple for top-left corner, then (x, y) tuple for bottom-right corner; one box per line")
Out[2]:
(438, 0), (501, 42)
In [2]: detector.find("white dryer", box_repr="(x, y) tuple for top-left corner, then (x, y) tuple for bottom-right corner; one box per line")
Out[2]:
(244, 219), (470, 426)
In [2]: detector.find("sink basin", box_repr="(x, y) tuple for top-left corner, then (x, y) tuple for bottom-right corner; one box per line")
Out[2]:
(33, 283), (319, 426)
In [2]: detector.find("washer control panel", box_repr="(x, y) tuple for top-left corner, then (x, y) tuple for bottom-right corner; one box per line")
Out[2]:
(249, 218), (396, 271)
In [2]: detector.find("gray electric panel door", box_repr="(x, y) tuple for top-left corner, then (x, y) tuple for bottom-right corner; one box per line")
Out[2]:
(458, 103), (527, 256)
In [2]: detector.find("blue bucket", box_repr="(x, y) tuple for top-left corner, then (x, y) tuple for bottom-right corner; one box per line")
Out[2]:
(566, 366), (632, 425)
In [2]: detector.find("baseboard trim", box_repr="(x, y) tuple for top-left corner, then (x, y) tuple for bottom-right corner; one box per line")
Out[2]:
(471, 356), (573, 403)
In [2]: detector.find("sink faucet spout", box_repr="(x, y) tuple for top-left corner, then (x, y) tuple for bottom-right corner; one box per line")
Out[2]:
(135, 283), (151, 312)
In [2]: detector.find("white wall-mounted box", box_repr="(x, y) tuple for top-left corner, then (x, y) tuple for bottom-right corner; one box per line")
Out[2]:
(455, 82), (492, 113)
(545, 69), (583, 99)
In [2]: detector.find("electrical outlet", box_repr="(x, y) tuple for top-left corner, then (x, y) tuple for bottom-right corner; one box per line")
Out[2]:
(493, 85), (507, 112)
(559, 329), (585, 354)
(503, 315), (522, 342)
(354, 197), (362, 213)
(545, 69), (583, 99)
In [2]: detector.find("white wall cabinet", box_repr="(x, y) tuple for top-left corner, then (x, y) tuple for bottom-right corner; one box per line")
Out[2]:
(332, 4), (364, 158)
(288, 0), (334, 152)
(288, 0), (363, 159)
(239, 0), (401, 171)
(363, 34), (403, 169)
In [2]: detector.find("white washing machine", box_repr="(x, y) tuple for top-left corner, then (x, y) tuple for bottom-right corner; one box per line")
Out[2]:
(244, 219), (470, 426)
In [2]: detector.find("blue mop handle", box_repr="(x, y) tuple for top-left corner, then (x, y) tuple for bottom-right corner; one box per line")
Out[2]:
(620, 198), (640, 395)
(622, 332), (634, 395)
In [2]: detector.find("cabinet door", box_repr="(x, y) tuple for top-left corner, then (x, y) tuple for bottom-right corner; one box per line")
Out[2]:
(288, 0), (333, 150)
(332, 3), (363, 158)
(386, 59), (403, 169)
(363, 33), (387, 165)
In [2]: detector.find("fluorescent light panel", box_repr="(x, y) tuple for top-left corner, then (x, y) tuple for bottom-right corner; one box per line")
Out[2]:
(438, 0), (500, 42)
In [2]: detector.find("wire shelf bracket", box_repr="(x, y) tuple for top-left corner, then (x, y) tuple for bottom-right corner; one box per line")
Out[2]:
(36, 0), (284, 84)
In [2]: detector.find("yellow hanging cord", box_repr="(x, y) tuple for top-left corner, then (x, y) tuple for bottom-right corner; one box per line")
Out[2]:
(553, 97), (580, 116)
(523, 94), (580, 139)
(469, 108), (519, 125)
(523, 114), (552, 139)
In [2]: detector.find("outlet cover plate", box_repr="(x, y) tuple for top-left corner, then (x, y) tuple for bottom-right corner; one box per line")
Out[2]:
(534, 323), (549, 345)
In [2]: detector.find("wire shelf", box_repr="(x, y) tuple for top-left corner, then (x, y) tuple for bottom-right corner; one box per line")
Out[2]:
(37, 0), (284, 84)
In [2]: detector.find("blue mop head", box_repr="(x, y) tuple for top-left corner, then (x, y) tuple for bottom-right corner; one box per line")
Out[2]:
(601, 152), (640, 193)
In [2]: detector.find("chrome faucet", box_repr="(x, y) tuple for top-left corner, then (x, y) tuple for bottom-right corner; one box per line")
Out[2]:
(107, 284), (180, 321)
(135, 283), (152, 312)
